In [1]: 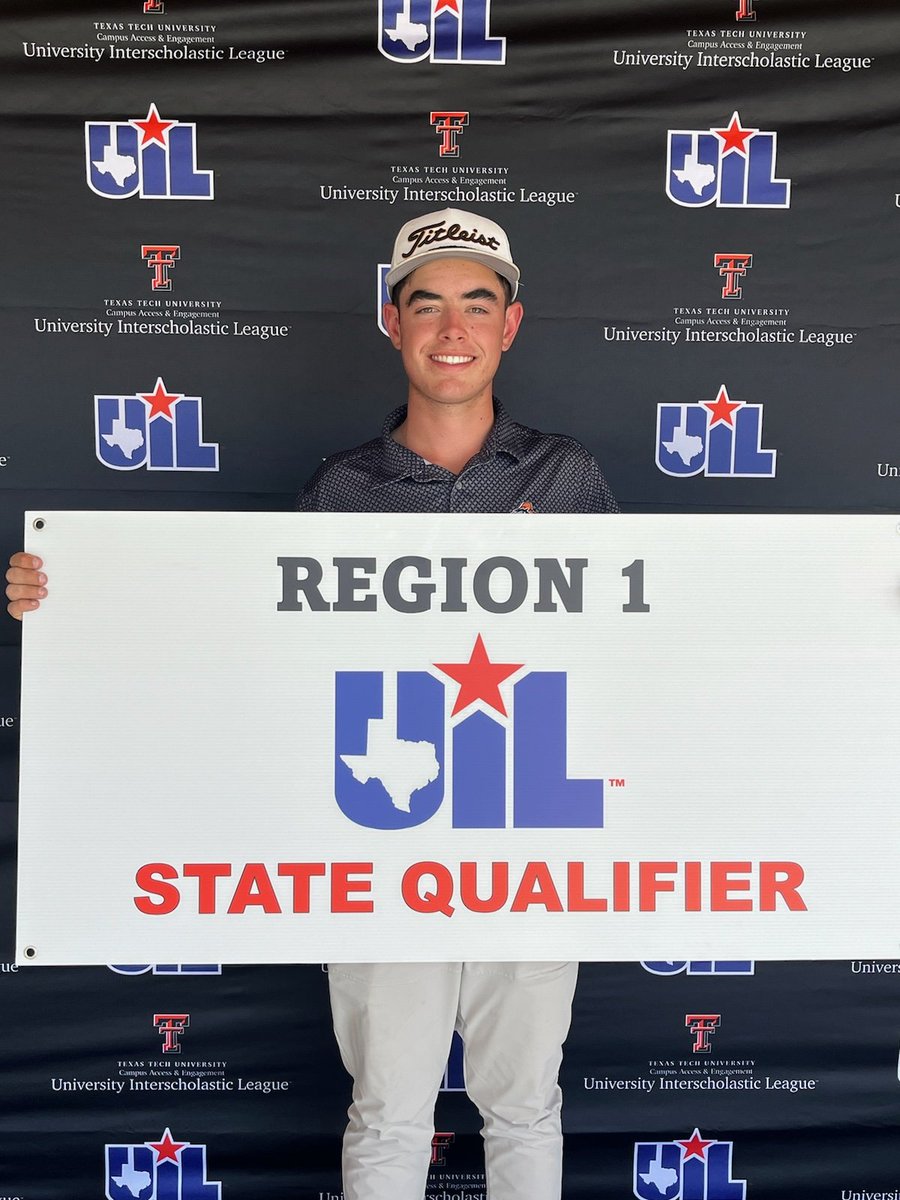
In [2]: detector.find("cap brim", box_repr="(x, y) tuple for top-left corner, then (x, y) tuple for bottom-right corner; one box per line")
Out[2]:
(385, 247), (520, 300)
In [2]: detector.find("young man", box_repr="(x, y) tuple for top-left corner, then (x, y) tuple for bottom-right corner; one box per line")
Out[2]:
(6, 209), (617, 1200)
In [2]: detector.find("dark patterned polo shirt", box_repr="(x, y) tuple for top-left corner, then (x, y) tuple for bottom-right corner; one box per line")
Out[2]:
(297, 400), (618, 515)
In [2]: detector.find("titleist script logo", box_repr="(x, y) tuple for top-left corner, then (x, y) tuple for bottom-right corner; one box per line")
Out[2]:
(402, 219), (500, 260)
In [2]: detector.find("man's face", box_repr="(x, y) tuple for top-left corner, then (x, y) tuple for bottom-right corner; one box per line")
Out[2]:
(382, 258), (523, 411)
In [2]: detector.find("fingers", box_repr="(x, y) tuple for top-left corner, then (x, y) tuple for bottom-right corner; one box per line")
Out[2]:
(5, 553), (46, 620)
(7, 598), (41, 620)
(8, 553), (43, 572)
(6, 584), (48, 620)
(7, 582), (47, 601)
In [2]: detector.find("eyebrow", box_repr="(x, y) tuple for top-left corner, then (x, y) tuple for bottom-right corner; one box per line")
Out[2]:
(463, 287), (500, 302)
(405, 286), (500, 306)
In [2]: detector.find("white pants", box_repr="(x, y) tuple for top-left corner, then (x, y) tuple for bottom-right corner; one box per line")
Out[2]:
(327, 960), (578, 1200)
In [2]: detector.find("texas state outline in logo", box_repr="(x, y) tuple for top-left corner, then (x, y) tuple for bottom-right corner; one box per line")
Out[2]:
(334, 634), (604, 830)
(666, 111), (790, 208)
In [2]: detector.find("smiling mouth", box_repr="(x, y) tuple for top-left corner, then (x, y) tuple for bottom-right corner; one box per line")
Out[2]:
(431, 354), (475, 364)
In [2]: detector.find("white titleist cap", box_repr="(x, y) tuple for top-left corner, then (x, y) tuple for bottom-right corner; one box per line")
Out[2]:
(385, 208), (520, 300)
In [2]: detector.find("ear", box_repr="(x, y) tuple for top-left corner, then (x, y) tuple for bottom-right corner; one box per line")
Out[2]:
(382, 303), (402, 350)
(501, 301), (524, 351)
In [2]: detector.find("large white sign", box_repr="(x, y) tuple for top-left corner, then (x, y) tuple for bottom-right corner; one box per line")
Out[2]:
(15, 512), (900, 964)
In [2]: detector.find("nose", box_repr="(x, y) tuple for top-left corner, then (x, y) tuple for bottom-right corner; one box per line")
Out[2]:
(438, 305), (467, 339)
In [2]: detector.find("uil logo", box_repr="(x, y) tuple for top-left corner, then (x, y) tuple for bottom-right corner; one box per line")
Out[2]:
(108, 964), (221, 975)
(86, 103), (214, 200)
(377, 262), (392, 336)
(106, 1129), (221, 1199)
(656, 384), (776, 479)
(642, 961), (754, 976)
(335, 635), (603, 830)
(634, 1129), (746, 1200)
(667, 111), (789, 208)
(379, 0), (506, 64)
(95, 378), (219, 472)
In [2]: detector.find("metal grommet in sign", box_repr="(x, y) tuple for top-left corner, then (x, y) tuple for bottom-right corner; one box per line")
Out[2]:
(32, 518), (45, 531)
(23, 946), (37, 960)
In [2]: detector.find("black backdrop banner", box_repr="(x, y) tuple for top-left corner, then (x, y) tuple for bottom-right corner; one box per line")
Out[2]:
(2, 2), (899, 1197)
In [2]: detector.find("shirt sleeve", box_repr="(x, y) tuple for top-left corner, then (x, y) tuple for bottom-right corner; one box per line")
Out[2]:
(580, 450), (620, 514)
(296, 484), (317, 512)
(296, 461), (328, 511)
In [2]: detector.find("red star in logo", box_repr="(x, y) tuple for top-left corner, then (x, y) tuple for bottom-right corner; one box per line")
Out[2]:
(434, 635), (523, 718)
(138, 378), (182, 420)
(677, 1129), (715, 1161)
(148, 1129), (186, 1164)
(712, 111), (756, 156)
(701, 384), (743, 427)
(130, 103), (176, 148)
(434, 0), (460, 12)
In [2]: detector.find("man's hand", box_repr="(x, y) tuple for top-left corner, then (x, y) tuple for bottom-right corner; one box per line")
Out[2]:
(5, 553), (47, 619)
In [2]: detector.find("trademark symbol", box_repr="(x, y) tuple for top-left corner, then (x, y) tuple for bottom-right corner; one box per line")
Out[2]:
(608, 778), (626, 788)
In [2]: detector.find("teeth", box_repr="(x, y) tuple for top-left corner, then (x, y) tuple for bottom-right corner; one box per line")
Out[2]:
(432, 355), (474, 364)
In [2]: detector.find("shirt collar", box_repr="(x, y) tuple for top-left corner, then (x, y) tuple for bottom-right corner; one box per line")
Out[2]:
(377, 398), (526, 483)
